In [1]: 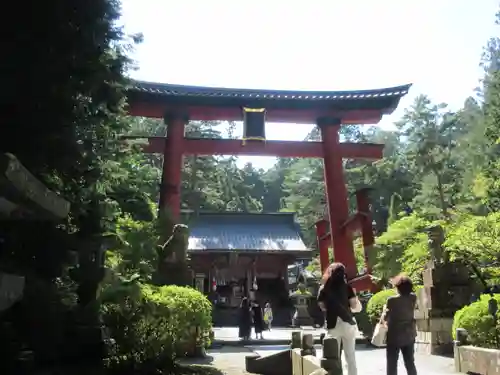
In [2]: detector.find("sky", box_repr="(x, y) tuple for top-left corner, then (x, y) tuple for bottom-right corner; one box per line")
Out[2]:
(120, 0), (499, 170)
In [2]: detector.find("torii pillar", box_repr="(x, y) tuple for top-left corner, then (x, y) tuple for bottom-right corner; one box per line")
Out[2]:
(318, 117), (357, 278)
(158, 112), (188, 218)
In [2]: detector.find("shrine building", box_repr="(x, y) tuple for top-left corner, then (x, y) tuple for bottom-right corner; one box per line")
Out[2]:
(185, 211), (311, 311)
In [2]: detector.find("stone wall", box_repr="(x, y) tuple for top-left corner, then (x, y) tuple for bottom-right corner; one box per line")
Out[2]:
(454, 345), (500, 375)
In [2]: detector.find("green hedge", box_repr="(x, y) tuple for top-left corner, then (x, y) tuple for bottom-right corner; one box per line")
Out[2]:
(101, 282), (212, 366)
(452, 294), (500, 349)
(366, 289), (397, 324)
(355, 298), (372, 338)
(365, 286), (423, 330)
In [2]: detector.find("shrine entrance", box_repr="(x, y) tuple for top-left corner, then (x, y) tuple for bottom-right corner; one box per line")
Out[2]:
(125, 81), (410, 291)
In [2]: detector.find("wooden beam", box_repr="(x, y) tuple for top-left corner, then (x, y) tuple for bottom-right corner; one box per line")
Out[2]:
(124, 137), (384, 159)
(126, 102), (383, 124)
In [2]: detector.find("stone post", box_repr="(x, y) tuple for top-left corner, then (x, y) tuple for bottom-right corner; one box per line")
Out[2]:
(321, 337), (342, 374)
(454, 328), (469, 373)
(301, 333), (316, 356)
(291, 331), (302, 349)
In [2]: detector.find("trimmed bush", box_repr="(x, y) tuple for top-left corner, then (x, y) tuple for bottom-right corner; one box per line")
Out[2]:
(452, 294), (500, 349)
(365, 286), (423, 335)
(366, 289), (397, 324)
(101, 282), (212, 366)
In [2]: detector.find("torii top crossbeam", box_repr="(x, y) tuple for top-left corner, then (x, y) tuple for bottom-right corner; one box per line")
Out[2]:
(127, 81), (411, 124)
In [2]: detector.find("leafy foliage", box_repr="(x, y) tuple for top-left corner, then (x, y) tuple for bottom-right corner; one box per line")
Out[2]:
(445, 213), (500, 285)
(452, 294), (500, 349)
(101, 282), (212, 367)
(366, 289), (397, 324)
(370, 215), (431, 283)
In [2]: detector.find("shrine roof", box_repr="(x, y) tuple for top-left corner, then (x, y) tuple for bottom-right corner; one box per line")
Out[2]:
(185, 212), (309, 253)
(128, 80), (412, 113)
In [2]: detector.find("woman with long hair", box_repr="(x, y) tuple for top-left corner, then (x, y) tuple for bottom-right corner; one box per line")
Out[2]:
(238, 297), (252, 341)
(251, 300), (265, 340)
(317, 262), (362, 375)
(380, 274), (417, 375)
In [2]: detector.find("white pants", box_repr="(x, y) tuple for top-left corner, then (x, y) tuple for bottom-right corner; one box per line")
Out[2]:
(327, 317), (358, 375)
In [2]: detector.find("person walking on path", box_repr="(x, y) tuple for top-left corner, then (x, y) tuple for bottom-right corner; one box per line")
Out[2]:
(238, 297), (252, 341)
(380, 274), (418, 375)
(251, 300), (265, 339)
(263, 302), (273, 331)
(317, 262), (362, 375)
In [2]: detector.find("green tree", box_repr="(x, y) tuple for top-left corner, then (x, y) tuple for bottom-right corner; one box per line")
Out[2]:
(482, 11), (500, 212)
(396, 95), (463, 218)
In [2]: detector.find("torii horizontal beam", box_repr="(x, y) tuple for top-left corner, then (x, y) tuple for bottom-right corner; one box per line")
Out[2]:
(123, 136), (384, 159)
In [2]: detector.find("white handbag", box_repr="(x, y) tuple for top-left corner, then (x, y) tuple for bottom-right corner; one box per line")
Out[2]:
(371, 322), (388, 347)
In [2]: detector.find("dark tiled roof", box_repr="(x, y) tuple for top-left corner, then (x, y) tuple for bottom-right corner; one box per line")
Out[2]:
(129, 80), (411, 103)
(186, 212), (309, 252)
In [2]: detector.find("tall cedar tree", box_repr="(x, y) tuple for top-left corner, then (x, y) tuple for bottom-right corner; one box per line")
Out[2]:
(0, 1), (135, 273)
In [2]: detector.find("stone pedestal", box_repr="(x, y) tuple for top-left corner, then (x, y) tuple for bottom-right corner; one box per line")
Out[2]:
(415, 261), (473, 355)
(157, 262), (192, 287)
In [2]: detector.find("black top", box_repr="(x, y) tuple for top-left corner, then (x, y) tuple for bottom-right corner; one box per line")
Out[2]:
(385, 294), (417, 347)
(317, 280), (356, 329)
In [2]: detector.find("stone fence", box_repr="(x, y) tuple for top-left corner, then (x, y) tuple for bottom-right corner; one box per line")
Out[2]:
(291, 333), (341, 375)
(246, 331), (343, 375)
(454, 328), (500, 375)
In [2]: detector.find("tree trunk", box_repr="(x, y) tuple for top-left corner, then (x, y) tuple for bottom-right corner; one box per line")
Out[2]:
(434, 169), (449, 218)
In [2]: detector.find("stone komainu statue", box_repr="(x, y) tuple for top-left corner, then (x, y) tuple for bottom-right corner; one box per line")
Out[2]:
(426, 224), (448, 264)
(156, 224), (191, 286)
(157, 224), (189, 264)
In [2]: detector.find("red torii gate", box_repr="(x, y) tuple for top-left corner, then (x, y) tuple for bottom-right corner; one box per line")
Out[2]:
(125, 81), (410, 290)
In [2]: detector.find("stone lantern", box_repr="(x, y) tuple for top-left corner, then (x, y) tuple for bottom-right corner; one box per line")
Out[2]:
(290, 282), (314, 327)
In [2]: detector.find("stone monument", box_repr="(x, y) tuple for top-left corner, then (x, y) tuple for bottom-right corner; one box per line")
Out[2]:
(414, 224), (474, 355)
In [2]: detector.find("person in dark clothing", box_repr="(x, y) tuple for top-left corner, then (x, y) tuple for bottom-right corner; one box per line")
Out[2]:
(381, 274), (418, 375)
(317, 263), (362, 375)
(238, 297), (252, 340)
(251, 301), (264, 339)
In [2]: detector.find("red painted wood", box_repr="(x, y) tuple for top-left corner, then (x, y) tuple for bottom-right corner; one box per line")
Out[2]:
(320, 122), (357, 278)
(341, 215), (361, 234)
(348, 274), (376, 292)
(127, 102), (383, 125)
(125, 137), (384, 159)
(159, 116), (185, 218)
(315, 219), (330, 275)
(355, 189), (375, 286)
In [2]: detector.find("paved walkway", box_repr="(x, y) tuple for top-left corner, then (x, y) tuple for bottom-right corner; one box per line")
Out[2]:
(190, 344), (458, 375)
(213, 327), (325, 342)
(249, 345), (457, 375)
